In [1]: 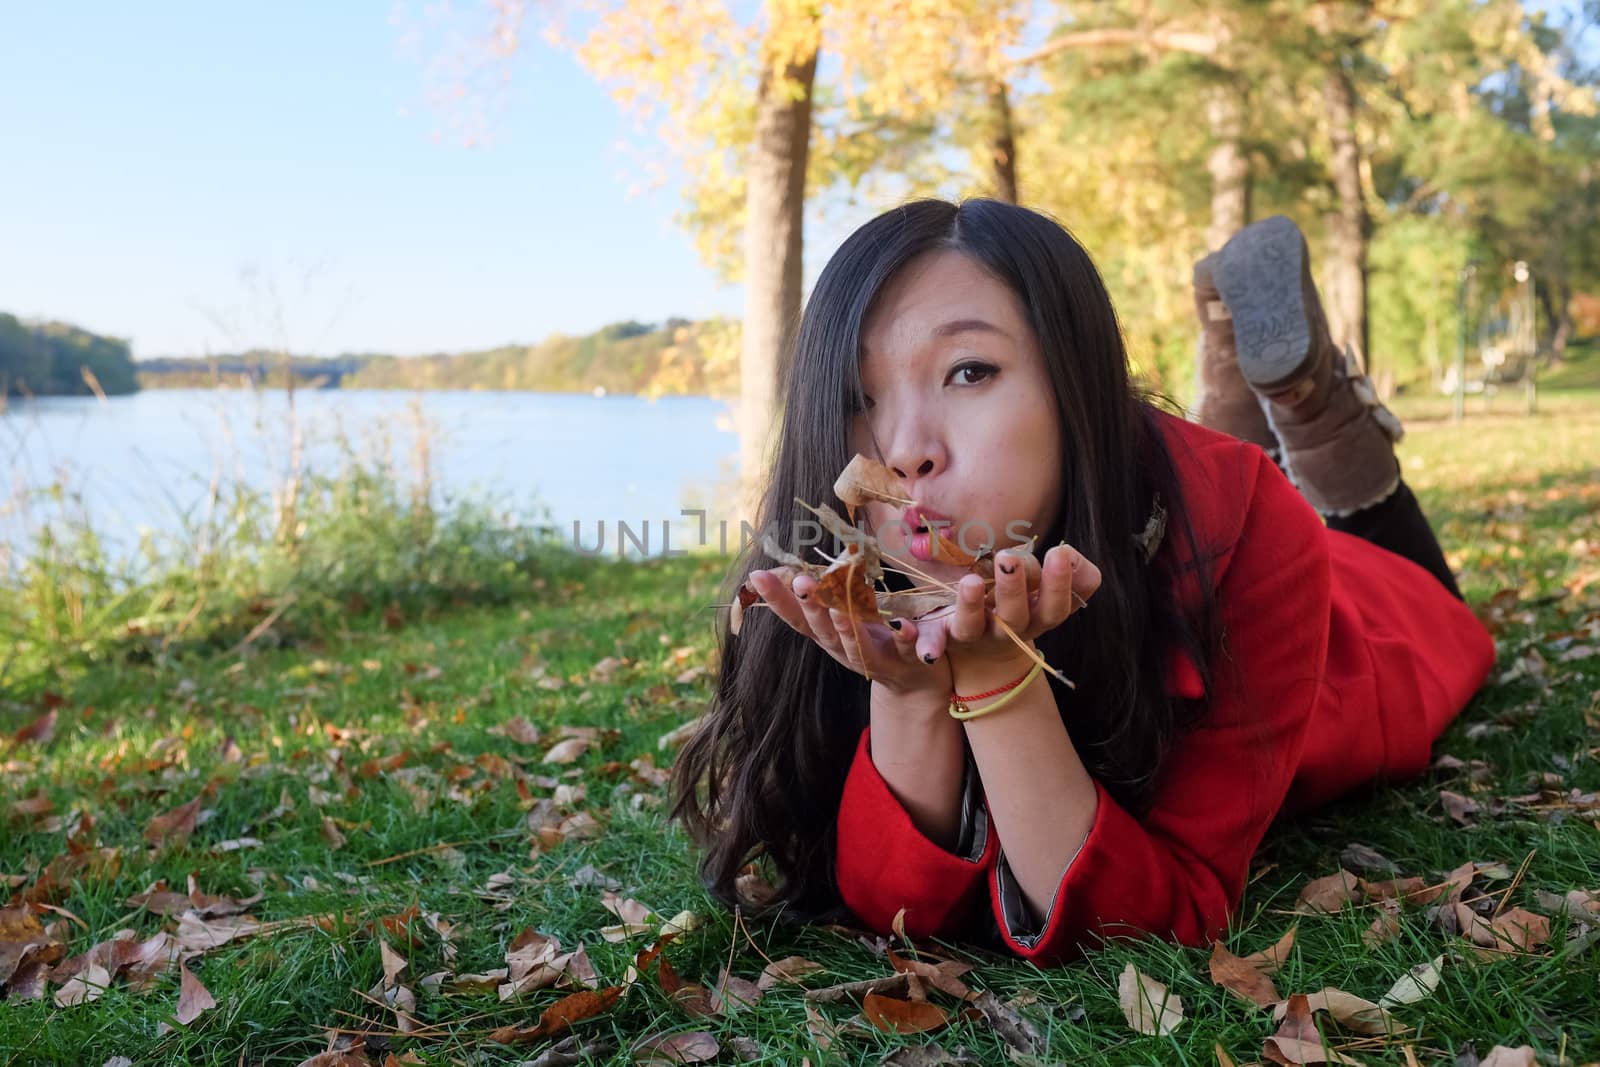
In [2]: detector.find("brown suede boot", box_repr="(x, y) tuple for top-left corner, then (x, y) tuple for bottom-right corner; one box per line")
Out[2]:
(1191, 254), (1279, 459)
(1209, 215), (1404, 517)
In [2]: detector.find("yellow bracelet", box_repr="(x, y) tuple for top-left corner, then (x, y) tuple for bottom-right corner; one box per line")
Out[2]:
(949, 662), (1044, 721)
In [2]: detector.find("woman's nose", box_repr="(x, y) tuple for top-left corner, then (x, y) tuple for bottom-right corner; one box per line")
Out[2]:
(891, 457), (936, 479)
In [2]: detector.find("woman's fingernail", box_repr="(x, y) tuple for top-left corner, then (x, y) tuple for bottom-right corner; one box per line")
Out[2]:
(999, 562), (1015, 575)
(888, 618), (903, 631)
(797, 590), (808, 600)
(922, 653), (935, 664)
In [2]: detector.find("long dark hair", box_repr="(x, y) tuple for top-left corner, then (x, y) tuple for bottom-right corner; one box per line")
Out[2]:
(672, 198), (1222, 917)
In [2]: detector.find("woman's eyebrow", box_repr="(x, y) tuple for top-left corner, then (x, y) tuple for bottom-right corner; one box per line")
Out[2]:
(933, 317), (1012, 341)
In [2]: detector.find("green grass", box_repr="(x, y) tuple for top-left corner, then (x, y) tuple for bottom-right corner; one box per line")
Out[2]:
(3, 384), (1599, 1065)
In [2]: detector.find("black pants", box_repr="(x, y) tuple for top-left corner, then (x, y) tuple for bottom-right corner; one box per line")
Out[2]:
(1325, 480), (1463, 601)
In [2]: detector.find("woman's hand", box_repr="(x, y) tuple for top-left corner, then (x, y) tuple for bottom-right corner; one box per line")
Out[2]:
(921, 542), (1102, 691)
(747, 568), (951, 698)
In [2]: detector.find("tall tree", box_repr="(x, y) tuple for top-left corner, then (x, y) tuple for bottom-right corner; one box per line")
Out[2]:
(471, 0), (1028, 517)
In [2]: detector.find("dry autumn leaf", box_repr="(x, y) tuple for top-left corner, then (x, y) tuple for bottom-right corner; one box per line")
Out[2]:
(1118, 963), (1184, 1036)
(601, 890), (654, 925)
(1263, 992), (1366, 1066)
(863, 991), (950, 1034)
(1242, 926), (1297, 976)
(631, 1030), (720, 1065)
(55, 961), (112, 1007)
(175, 959), (217, 1025)
(1296, 870), (1362, 913)
(971, 990), (1046, 1056)
(542, 738), (591, 764)
(144, 796), (203, 848)
(1478, 1047), (1538, 1067)
(487, 985), (625, 1044)
(1272, 988), (1405, 1036)
(757, 955), (822, 991)
(1209, 942), (1280, 1007)
(1378, 956), (1444, 1009)
(833, 453), (914, 518)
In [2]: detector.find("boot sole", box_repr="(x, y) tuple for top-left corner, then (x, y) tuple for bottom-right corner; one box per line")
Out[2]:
(1210, 215), (1313, 394)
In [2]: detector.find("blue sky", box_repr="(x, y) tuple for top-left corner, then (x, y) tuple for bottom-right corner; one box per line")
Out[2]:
(4, 3), (1588, 359)
(0, 3), (765, 358)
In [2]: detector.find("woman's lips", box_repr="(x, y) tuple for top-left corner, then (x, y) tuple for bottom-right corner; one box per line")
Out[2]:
(898, 504), (956, 562)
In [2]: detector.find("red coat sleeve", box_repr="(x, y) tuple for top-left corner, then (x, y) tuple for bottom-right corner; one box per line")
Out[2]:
(836, 729), (999, 939)
(993, 451), (1326, 962)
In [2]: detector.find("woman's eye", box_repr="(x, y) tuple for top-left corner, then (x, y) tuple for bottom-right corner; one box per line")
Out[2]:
(850, 394), (875, 414)
(950, 362), (996, 386)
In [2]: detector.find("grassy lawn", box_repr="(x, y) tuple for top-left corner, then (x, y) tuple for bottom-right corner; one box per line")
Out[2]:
(3, 378), (1598, 1066)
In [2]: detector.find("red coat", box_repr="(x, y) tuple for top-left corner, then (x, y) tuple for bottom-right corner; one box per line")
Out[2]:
(835, 412), (1495, 963)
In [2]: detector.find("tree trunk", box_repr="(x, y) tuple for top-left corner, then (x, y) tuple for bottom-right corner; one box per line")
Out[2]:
(1322, 59), (1371, 376)
(1204, 83), (1250, 251)
(986, 80), (1019, 204)
(738, 34), (818, 523)
(1537, 278), (1572, 364)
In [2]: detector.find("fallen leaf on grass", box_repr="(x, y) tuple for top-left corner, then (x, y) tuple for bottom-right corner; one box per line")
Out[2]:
(887, 949), (975, 1000)
(494, 717), (543, 745)
(13, 708), (58, 746)
(144, 796), (203, 848)
(804, 972), (914, 1004)
(1364, 900), (1403, 947)
(657, 718), (702, 751)
(127, 878), (262, 919)
(1338, 844), (1396, 874)
(601, 890), (653, 924)
(1487, 907), (1551, 952)
(54, 961), (112, 1007)
(1272, 988), (1405, 1036)
(1263, 993), (1366, 1065)
(758, 955), (823, 991)
(658, 909), (700, 937)
(631, 1030), (719, 1064)
(173, 911), (264, 953)
(542, 738), (591, 764)
(656, 956), (719, 1018)
(174, 959), (216, 1025)
(0, 905), (66, 991)
(863, 991), (949, 1034)
(487, 985), (625, 1044)
(600, 922), (656, 943)
(1296, 870), (1362, 913)
(321, 817), (348, 850)
(1118, 962), (1183, 1036)
(8, 791), (53, 824)
(1210, 942), (1280, 1007)
(881, 1044), (982, 1066)
(1477, 1047), (1537, 1067)
(709, 967), (764, 1013)
(970, 990), (1045, 1056)
(1242, 926), (1297, 975)
(1377, 956), (1444, 1009)
(1533, 887), (1600, 917)
(294, 1052), (374, 1067)
(512, 1035), (615, 1066)
(1440, 790), (1480, 826)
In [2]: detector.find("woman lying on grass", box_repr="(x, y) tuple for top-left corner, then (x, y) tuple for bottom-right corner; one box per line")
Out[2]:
(672, 199), (1494, 964)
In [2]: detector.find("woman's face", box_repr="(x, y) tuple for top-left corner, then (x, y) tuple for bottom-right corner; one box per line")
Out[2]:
(851, 248), (1064, 584)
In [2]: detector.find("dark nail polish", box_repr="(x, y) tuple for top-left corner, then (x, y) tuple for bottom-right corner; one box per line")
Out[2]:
(888, 618), (902, 631)
(922, 653), (935, 664)
(797, 592), (808, 600)
(999, 562), (1015, 574)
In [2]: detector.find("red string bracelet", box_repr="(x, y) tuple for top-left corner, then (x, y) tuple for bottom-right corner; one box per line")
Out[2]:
(950, 666), (1033, 704)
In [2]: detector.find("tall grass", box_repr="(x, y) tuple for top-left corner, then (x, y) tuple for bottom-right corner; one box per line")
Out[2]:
(0, 396), (570, 693)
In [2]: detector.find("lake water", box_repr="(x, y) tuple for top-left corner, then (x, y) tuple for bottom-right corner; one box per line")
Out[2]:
(0, 388), (742, 567)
